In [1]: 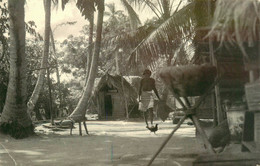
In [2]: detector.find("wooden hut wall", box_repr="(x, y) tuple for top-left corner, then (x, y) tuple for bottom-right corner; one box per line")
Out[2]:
(95, 74), (138, 119)
(110, 92), (125, 118)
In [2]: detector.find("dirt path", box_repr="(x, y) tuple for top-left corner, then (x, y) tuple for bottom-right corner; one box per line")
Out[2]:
(0, 120), (207, 166)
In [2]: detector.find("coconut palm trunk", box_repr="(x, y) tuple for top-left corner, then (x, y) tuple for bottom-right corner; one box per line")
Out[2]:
(0, 0), (33, 138)
(27, 0), (51, 114)
(86, 12), (94, 79)
(69, 0), (104, 121)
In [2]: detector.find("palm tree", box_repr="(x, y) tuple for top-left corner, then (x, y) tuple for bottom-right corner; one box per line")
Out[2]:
(27, 0), (71, 117)
(27, 0), (52, 115)
(105, 3), (124, 27)
(0, 0), (34, 138)
(69, 0), (105, 121)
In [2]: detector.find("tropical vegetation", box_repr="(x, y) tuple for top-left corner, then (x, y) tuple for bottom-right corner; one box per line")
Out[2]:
(0, 0), (259, 138)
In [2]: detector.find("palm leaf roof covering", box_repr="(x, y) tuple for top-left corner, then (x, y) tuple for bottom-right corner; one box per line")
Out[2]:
(208, 0), (260, 60)
(93, 73), (138, 104)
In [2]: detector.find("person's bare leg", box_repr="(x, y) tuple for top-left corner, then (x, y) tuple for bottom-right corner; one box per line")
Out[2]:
(149, 108), (154, 126)
(144, 111), (149, 127)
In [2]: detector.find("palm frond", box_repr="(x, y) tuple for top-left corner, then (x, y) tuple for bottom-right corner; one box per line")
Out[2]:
(76, 0), (96, 20)
(120, 0), (141, 30)
(128, 2), (196, 67)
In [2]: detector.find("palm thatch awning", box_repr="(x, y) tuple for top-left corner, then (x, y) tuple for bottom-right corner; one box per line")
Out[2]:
(208, 0), (260, 61)
(93, 73), (138, 104)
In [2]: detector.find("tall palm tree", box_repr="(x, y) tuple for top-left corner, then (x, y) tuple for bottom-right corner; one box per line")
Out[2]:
(105, 3), (124, 26)
(0, 0), (33, 138)
(69, 0), (105, 121)
(27, 0), (52, 115)
(27, 0), (70, 116)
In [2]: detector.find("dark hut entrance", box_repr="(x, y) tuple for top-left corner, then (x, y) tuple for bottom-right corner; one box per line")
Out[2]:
(104, 94), (113, 116)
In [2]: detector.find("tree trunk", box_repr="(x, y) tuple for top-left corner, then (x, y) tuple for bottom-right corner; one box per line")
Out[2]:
(69, 0), (104, 121)
(27, 0), (51, 114)
(50, 28), (63, 117)
(0, 0), (33, 138)
(86, 12), (94, 80)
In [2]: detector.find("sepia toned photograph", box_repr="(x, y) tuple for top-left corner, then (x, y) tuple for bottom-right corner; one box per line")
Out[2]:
(0, 0), (260, 165)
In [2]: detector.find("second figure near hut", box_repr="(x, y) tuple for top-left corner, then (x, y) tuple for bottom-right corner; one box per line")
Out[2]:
(139, 69), (160, 128)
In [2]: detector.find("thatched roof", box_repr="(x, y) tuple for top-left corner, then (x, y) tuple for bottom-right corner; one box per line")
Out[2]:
(208, 0), (260, 61)
(159, 64), (217, 97)
(93, 73), (138, 104)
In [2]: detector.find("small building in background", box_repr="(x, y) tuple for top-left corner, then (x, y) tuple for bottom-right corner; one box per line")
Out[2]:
(92, 73), (140, 120)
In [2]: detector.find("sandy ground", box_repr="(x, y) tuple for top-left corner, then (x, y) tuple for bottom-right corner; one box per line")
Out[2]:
(0, 120), (208, 166)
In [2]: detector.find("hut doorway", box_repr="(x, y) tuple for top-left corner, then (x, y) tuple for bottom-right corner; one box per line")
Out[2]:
(104, 95), (113, 116)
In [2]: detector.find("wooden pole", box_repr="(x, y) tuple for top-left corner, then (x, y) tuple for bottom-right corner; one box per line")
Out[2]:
(147, 115), (187, 166)
(121, 75), (129, 119)
(191, 115), (215, 153)
(184, 98), (216, 154)
(208, 0), (224, 125)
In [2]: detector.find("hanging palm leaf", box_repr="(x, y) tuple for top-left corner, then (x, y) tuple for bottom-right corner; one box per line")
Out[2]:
(208, 0), (260, 60)
(128, 2), (196, 67)
(120, 0), (141, 30)
(76, 0), (96, 20)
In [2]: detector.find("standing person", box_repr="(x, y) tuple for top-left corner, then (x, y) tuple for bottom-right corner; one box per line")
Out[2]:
(139, 69), (160, 127)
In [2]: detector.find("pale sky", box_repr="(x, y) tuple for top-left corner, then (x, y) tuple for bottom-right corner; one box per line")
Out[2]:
(0, 0), (187, 41)
(24, 0), (155, 41)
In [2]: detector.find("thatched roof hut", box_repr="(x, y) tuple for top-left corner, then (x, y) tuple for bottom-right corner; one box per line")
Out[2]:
(92, 73), (139, 119)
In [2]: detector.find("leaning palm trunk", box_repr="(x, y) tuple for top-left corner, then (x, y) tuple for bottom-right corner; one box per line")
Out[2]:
(86, 12), (94, 80)
(27, 0), (51, 114)
(69, 0), (104, 121)
(0, 0), (33, 138)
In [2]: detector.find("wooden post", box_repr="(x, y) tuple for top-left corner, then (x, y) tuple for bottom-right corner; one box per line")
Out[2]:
(79, 122), (82, 136)
(184, 97), (216, 154)
(191, 115), (215, 154)
(208, 0), (224, 124)
(121, 75), (129, 119)
(209, 32), (224, 124)
(215, 86), (224, 124)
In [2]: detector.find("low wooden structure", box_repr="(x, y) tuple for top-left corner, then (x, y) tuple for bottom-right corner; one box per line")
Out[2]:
(93, 73), (139, 119)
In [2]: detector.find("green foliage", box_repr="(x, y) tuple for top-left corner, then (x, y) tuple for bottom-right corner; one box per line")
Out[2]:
(60, 35), (88, 70)
(25, 39), (75, 119)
